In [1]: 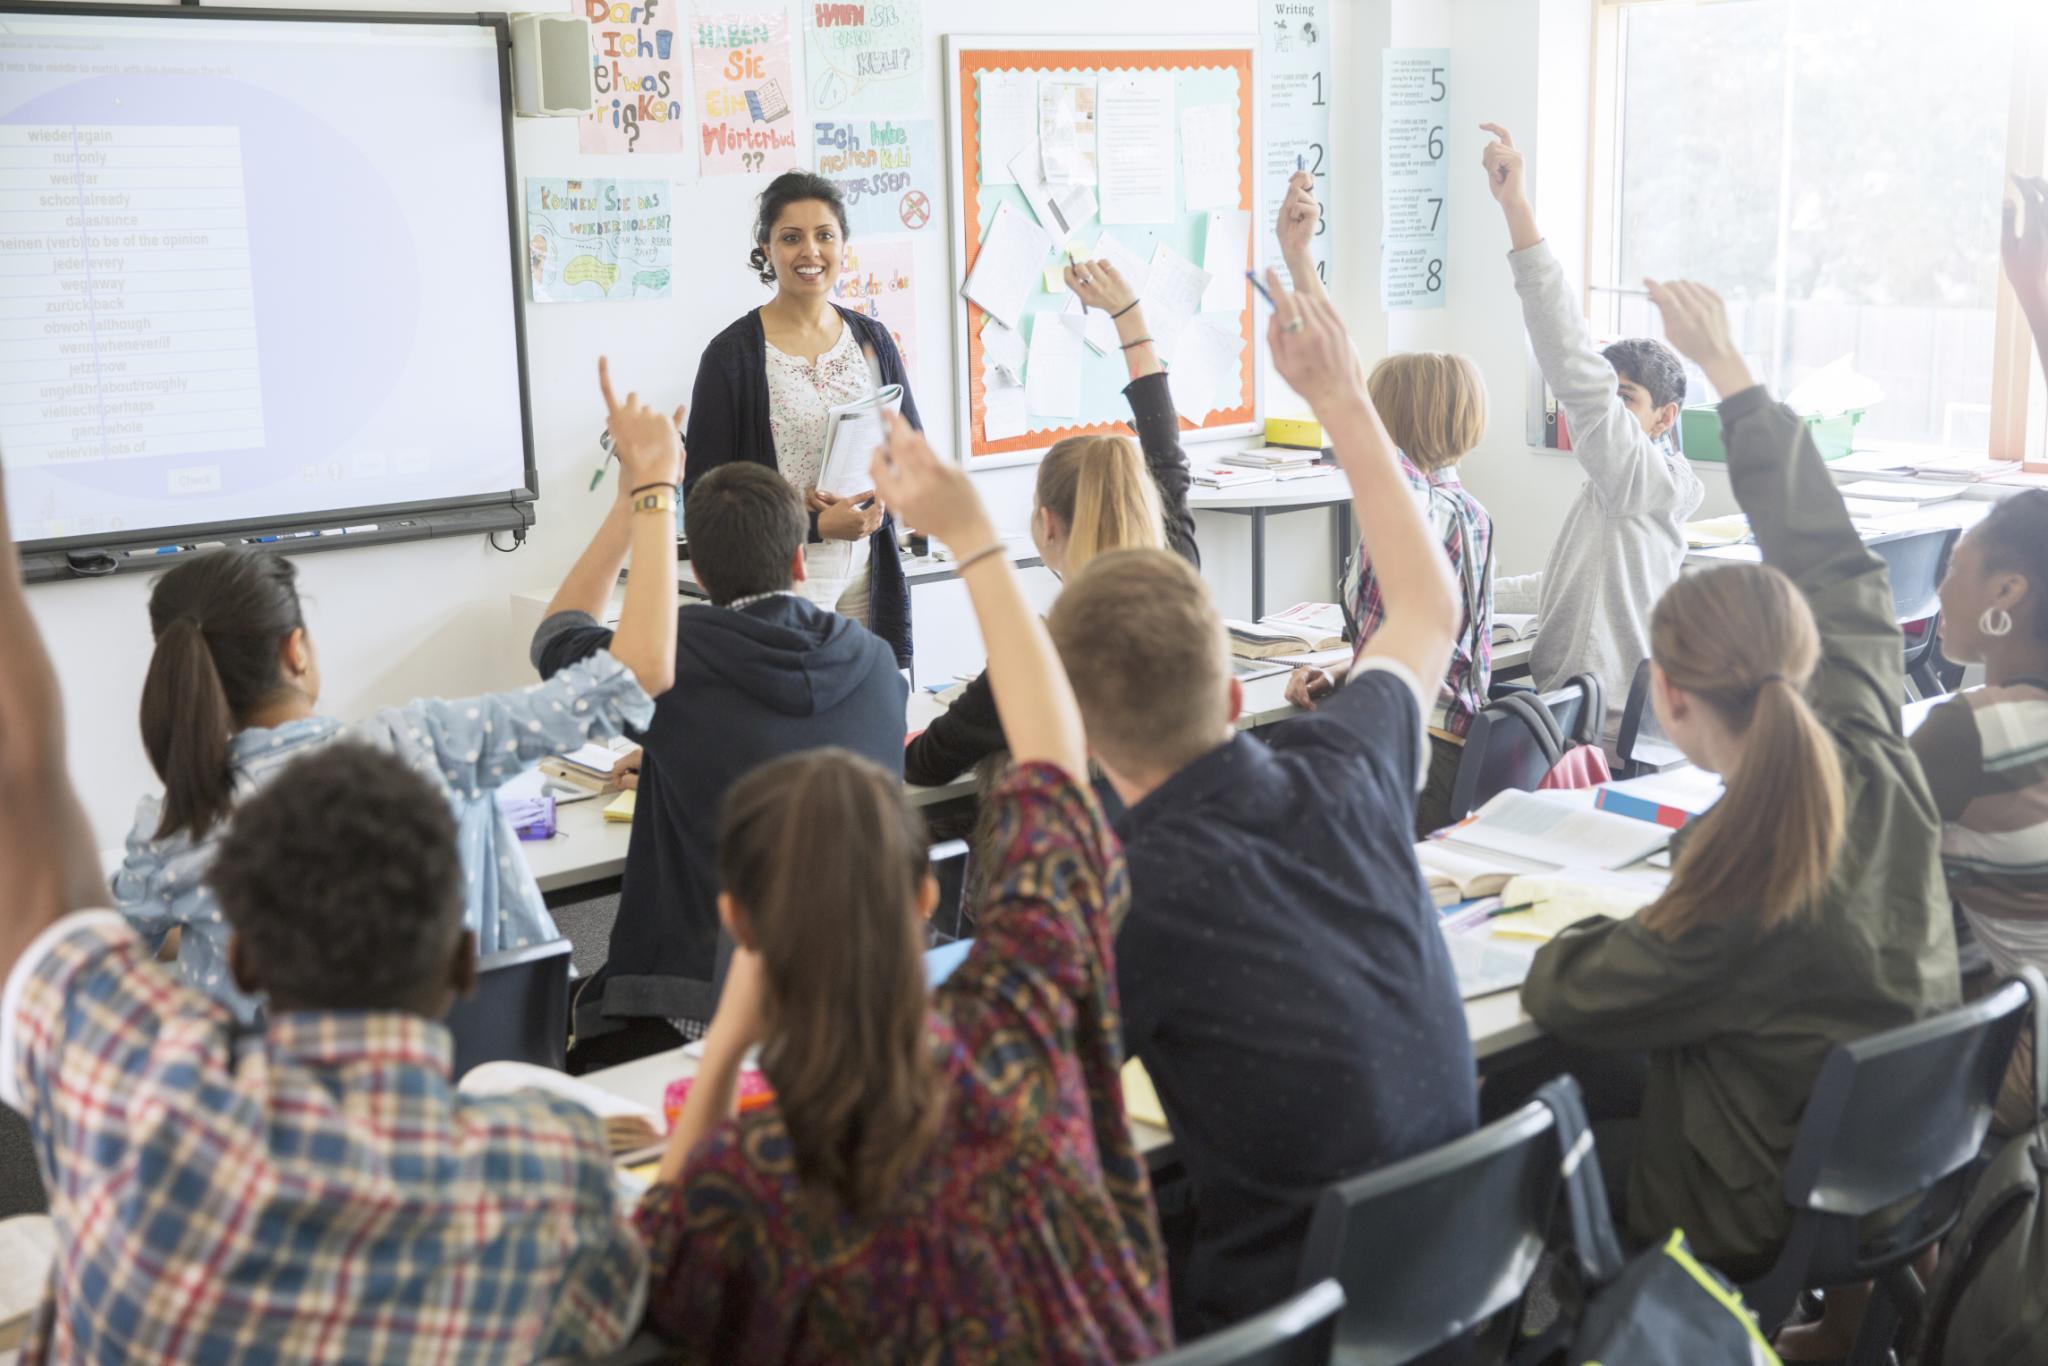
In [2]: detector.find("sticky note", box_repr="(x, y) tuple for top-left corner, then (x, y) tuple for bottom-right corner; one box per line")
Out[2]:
(1042, 266), (1070, 293)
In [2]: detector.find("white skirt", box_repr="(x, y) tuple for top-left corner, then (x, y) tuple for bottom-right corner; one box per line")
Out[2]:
(799, 534), (872, 625)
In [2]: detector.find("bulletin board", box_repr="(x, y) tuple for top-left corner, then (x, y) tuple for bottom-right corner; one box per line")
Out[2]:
(944, 35), (1261, 467)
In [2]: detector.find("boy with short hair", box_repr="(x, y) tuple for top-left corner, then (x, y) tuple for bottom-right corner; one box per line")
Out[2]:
(1048, 275), (1477, 1335)
(534, 459), (906, 1068)
(1481, 123), (1704, 730)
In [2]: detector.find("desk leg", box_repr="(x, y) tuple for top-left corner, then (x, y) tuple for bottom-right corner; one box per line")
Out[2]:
(1250, 508), (1266, 620)
(1335, 502), (1353, 575)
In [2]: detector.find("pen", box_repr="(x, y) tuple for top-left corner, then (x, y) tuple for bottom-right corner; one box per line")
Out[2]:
(1487, 902), (1537, 918)
(1245, 269), (1276, 309)
(1067, 247), (1086, 314)
(1297, 152), (1305, 172)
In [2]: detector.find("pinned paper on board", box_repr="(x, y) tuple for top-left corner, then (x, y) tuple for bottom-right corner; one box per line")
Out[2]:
(984, 374), (1030, 441)
(981, 316), (1026, 382)
(581, 4), (686, 154)
(1199, 208), (1253, 312)
(1097, 73), (1175, 224)
(1139, 243), (1213, 363)
(1024, 313), (1084, 418)
(832, 235), (918, 376)
(1009, 143), (1097, 242)
(693, 11), (801, 177)
(1179, 104), (1239, 212)
(526, 178), (674, 302)
(815, 117), (941, 236)
(1061, 296), (1119, 356)
(977, 70), (1038, 186)
(1037, 79), (1098, 185)
(962, 199), (1053, 329)
(804, 0), (923, 117)
(1166, 318), (1245, 424)
(1082, 230), (1151, 296)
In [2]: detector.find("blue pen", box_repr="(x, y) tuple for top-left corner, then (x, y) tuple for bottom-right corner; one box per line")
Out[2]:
(1245, 269), (1276, 309)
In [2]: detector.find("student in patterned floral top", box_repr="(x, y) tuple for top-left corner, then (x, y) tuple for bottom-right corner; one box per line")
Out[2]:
(0, 417), (657, 1361)
(631, 413), (1171, 1363)
(112, 359), (683, 1023)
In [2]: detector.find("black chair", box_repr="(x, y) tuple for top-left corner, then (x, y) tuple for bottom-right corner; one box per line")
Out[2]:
(1612, 658), (1686, 780)
(1143, 1280), (1345, 1366)
(441, 938), (573, 1079)
(1869, 526), (1960, 700)
(1444, 674), (1603, 823)
(927, 838), (972, 944)
(1293, 1080), (1578, 1365)
(1740, 969), (2042, 1364)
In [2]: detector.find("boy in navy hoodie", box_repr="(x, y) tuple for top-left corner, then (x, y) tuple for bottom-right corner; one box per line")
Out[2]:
(534, 460), (907, 1069)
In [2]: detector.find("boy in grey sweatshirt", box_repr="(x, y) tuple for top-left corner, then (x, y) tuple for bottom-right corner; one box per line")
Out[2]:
(1481, 125), (1703, 732)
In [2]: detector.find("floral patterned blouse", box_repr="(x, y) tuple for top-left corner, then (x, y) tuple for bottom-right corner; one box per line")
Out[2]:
(765, 321), (874, 604)
(631, 763), (1173, 1364)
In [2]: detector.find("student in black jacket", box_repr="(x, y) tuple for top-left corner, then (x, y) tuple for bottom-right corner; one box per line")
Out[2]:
(685, 171), (923, 668)
(903, 258), (1200, 788)
(533, 462), (907, 1070)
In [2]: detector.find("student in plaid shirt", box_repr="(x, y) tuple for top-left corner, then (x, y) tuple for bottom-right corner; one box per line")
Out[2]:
(0, 383), (691, 1362)
(1285, 351), (1494, 837)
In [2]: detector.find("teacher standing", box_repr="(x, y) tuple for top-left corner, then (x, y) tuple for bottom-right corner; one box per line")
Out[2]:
(685, 171), (921, 667)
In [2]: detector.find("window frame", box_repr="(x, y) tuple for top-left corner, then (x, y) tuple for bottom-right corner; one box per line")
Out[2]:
(1586, 0), (2048, 464)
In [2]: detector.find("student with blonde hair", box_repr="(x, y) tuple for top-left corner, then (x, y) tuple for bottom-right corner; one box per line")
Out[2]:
(1284, 338), (1494, 835)
(903, 256), (1197, 788)
(1048, 272), (1476, 1334)
(631, 411), (1171, 1362)
(1506, 279), (1958, 1284)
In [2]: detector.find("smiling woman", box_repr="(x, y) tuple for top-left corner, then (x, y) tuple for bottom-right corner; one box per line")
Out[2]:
(682, 171), (925, 666)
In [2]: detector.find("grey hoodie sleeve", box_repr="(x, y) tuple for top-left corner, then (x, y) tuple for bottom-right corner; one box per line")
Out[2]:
(1509, 241), (1701, 520)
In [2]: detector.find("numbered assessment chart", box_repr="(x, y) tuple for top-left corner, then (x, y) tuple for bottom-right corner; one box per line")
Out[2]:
(1380, 48), (1450, 310)
(0, 124), (266, 475)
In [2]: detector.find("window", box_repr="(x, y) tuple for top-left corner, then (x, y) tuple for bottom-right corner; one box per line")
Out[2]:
(1590, 0), (2040, 456)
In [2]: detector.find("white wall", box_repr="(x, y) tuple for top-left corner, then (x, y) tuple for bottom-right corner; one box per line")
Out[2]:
(22, 0), (1340, 848)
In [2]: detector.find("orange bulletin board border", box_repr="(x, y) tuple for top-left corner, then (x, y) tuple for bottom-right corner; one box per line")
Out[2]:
(944, 36), (1260, 466)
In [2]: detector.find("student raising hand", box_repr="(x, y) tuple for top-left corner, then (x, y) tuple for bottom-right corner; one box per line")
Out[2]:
(1642, 279), (1755, 401)
(1066, 258), (1160, 381)
(598, 355), (684, 492)
(1478, 123), (1525, 204)
(1275, 170), (1328, 303)
(1265, 267), (1361, 407)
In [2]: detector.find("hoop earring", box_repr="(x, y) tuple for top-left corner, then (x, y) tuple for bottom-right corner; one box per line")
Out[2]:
(1981, 606), (2014, 639)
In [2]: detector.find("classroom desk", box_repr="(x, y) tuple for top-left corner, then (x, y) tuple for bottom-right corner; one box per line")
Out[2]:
(1684, 491), (1991, 569)
(1189, 470), (1353, 621)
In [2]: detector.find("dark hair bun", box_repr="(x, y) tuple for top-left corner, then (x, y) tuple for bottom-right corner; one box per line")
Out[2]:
(750, 171), (849, 286)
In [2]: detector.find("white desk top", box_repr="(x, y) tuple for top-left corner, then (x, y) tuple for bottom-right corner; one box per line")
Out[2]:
(1187, 468), (1352, 511)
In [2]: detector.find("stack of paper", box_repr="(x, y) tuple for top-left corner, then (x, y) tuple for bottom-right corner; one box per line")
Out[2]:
(1221, 448), (1317, 472)
(1684, 514), (1751, 549)
(1193, 464), (1271, 490)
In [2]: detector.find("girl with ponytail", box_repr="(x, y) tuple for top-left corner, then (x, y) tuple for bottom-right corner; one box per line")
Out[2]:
(1513, 280), (1957, 1288)
(114, 359), (690, 1021)
(903, 256), (1198, 789)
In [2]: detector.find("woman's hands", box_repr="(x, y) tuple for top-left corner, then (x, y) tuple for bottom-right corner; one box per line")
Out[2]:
(811, 487), (885, 541)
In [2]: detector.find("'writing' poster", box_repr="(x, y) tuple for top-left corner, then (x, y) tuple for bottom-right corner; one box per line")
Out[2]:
(580, 0), (686, 155)
(693, 11), (802, 178)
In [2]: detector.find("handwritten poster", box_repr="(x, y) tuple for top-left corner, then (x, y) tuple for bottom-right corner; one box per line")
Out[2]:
(580, 0), (686, 155)
(805, 0), (923, 118)
(1381, 48), (1450, 309)
(526, 178), (674, 302)
(693, 10), (801, 177)
(1259, 0), (1329, 289)
(832, 235), (918, 376)
(813, 117), (939, 237)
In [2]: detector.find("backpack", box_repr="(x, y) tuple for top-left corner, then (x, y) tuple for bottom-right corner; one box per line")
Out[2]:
(1513, 1078), (1782, 1366)
(1913, 969), (2048, 1365)
(1490, 674), (1613, 794)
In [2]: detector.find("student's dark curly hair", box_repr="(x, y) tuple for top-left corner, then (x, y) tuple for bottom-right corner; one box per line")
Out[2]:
(1974, 489), (2048, 639)
(207, 742), (464, 1011)
(1603, 337), (1688, 411)
(749, 171), (849, 286)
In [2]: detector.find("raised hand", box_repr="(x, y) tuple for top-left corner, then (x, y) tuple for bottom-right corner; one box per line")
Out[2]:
(1644, 278), (1754, 398)
(1265, 267), (1362, 411)
(1064, 258), (1138, 316)
(1276, 169), (1321, 261)
(597, 356), (683, 492)
(2004, 174), (2048, 319)
(868, 412), (996, 559)
(1479, 124), (1526, 205)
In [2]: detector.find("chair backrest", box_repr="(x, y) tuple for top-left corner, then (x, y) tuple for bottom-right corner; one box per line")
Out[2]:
(1783, 977), (2031, 1218)
(1294, 1099), (1561, 1365)
(1143, 1280), (1345, 1366)
(1446, 676), (1601, 822)
(928, 838), (971, 943)
(1869, 526), (1960, 626)
(442, 938), (573, 1079)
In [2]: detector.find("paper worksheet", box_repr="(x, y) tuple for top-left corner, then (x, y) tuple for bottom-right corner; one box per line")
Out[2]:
(1083, 230), (1151, 297)
(984, 371), (1029, 441)
(1060, 295), (1120, 355)
(1165, 318), (1244, 424)
(1008, 143), (1098, 241)
(1200, 208), (1253, 312)
(1097, 73), (1175, 224)
(981, 315), (1026, 382)
(962, 200), (1054, 330)
(1024, 316), (1084, 418)
(1140, 243), (1213, 364)
(1179, 103), (1239, 211)
(1037, 78), (1098, 185)
(978, 70), (1037, 185)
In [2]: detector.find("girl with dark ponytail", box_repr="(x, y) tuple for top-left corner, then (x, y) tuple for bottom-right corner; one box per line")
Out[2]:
(114, 359), (691, 1021)
(1510, 280), (1958, 1295)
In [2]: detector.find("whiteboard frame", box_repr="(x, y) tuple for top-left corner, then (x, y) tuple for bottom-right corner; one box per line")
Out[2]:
(942, 32), (1263, 470)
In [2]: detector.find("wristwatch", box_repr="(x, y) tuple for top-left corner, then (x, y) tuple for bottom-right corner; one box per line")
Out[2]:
(631, 487), (675, 514)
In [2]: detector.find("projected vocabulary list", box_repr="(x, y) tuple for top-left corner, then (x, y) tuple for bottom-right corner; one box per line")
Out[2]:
(0, 125), (266, 471)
